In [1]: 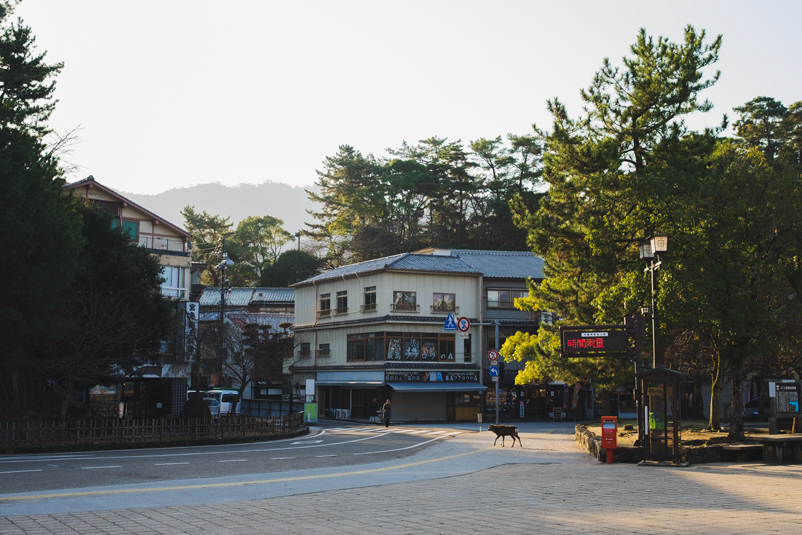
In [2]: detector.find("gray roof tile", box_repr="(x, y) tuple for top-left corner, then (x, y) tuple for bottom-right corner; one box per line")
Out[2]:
(298, 253), (481, 285)
(451, 250), (544, 279)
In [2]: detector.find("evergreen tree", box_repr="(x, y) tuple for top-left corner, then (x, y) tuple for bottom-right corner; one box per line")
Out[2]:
(0, 3), (84, 410)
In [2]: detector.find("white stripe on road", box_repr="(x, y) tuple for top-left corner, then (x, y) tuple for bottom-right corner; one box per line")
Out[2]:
(271, 457), (296, 460)
(154, 462), (189, 466)
(315, 455), (337, 458)
(218, 459), (248, 463)
(0, 469), (42, 474)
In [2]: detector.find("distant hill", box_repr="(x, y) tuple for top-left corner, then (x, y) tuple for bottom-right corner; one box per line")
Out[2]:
(118, 181), (321, 233)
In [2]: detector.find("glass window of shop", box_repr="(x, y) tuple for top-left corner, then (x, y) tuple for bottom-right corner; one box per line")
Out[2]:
(348, 332), (456, 362)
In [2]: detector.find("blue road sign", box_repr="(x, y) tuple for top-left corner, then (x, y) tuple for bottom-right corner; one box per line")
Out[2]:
(489, 366), (499, 377)
(444, 314), (457, 331)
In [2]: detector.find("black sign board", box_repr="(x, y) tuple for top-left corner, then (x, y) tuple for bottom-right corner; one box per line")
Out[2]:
(561, 329), (629, 357)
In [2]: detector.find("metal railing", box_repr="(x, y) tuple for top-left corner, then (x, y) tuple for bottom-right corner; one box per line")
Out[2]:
(0, 414), (303, 450)
(391, 304), (420, 313)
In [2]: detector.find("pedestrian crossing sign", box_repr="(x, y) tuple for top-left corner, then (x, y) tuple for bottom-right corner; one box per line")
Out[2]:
(444, 314), (457, 331)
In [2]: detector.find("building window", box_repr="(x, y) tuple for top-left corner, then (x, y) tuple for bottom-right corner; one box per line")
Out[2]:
(160, 266), (186, 299)
(392, 291), (418, 312)
(318, 293), (331, 318)
(336, 291), (348, 315)
(318, 343), (331, 357)
(122, 220), (139, 242)
(432, 293), (456, 313)
(463, 334), (471, 362)
(300, 342), (311, 356)
(487, 289), (528, 309)
(439, 338), (455, 362)
(404, 336), (420, 361)
(362, 286), (377, 312)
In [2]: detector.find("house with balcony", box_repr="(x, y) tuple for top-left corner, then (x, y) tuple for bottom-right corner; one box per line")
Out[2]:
(291, 249), (549, 422)
(63, 176), (192, 300)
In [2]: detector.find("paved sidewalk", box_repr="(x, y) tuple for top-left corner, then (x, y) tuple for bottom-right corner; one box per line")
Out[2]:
(1, 430), (801, 534)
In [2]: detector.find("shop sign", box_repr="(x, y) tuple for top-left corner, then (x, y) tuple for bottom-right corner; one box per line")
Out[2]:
(385, 371), (479, 382)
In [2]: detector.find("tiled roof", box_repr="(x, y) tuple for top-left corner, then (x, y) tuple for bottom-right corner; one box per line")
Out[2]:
(249, 287), (295, 303)
(297, 253), (480, 285)
(451, 250), (544, 280)
(228, 313), (295, 333)
(199, 288), (254, 307)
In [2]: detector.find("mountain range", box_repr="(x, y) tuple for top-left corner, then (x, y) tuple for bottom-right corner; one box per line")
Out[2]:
(119, 181), (321, 234)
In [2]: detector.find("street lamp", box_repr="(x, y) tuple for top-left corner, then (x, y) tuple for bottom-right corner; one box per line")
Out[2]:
(215, 237), (234, 386)
(640, 234), (668, 368)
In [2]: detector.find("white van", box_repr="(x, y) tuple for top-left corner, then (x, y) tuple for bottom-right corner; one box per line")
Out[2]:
(203, 390), (240, 417)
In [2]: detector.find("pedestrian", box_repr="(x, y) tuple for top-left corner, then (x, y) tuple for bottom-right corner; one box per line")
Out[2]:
(382, 399), (392, 428)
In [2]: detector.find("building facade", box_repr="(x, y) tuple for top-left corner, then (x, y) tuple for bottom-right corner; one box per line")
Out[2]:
(291, 250), (546, 422)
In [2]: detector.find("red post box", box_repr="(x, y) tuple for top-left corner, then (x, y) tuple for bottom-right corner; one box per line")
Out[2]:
(601, 416), (618, 463)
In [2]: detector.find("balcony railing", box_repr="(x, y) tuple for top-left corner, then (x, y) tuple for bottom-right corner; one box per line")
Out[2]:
(430, 305), (458, 315)
(335, 307), (348, 315)
(391, 303), (420, 314)
(317, 349), (331, 358)
(361, 303), (377, 312)
(317, 309), (331, 319)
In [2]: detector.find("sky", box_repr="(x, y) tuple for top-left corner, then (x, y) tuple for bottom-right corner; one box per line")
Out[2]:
(14, 0), (802, 195)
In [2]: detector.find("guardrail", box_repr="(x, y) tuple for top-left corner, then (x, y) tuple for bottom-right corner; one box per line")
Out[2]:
(0, 413), (303, 450)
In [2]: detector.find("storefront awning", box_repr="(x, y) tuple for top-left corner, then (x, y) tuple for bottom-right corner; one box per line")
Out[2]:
(316, 370), (385, 387)
(387, 382), (487, 393)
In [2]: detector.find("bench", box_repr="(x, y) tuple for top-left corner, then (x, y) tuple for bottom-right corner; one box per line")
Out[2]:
(751, 434), (802, 464)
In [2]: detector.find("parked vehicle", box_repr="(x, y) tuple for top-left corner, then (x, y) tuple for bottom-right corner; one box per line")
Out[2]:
(203, 390), (240, 417)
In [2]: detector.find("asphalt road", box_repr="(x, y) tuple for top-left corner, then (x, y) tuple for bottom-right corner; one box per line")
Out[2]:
(0, 421), (582, 517)
(0, 423), (460, 493)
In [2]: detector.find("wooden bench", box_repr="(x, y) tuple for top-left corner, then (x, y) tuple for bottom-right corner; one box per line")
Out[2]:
(751, 434), (802, 464)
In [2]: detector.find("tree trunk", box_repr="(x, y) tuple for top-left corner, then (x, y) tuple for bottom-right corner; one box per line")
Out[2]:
(707, 354), (722, 430)
(728, 364), (745, 441)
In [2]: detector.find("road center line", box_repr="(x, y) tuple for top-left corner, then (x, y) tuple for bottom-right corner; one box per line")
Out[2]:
(0, 469), (42, 475)
(218, 459), (248, 463)
(154, 462), (189, 466)
(271, 457), (296, 460)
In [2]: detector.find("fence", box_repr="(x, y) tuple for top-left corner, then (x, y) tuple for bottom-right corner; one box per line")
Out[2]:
(241, 399), (303, 418)
(0, 413), (303, 450)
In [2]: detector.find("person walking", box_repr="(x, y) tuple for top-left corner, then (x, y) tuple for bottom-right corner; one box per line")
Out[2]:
(382, 399), (392, 428)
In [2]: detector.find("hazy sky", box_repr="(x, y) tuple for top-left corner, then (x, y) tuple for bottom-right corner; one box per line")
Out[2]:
(15, 0), (802, 195)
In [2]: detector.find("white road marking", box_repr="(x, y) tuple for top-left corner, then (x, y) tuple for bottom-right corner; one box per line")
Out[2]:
(80, 466), (121, 470)
(355, 434), (455, 455)
(0, 469), (42, 474)
(315, 455), (336, 458)
(154, 462), (189, 466)
(271, 457), (296, 460)
(291, 440), (323, 445)
(218, 459), (248, 463)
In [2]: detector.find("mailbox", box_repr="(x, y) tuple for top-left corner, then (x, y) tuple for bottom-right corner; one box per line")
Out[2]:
(601, 416), (618, 463)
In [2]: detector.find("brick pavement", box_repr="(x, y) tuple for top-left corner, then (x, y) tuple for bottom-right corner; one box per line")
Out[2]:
(1, 432), (801, 534)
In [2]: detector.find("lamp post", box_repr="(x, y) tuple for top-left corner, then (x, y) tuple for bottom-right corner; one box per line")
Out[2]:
(295, 231), (301, 251)
(215, 237), (234, 385)
(639, 234), (668, 368)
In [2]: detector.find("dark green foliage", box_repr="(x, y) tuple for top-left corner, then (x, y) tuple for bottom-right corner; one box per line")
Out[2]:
(306, 135), (544, 263)
(260, 249), (323, 287)
(42, 205), (176, 384)
(0, 5), (84, 407)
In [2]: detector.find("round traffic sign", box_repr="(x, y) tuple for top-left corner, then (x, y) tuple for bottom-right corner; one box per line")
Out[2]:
(488, 349), (499, 361)
(457, 317), (471, 332)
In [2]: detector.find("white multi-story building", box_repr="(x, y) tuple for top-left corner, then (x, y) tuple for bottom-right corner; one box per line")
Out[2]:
(291, 249), (545, 422)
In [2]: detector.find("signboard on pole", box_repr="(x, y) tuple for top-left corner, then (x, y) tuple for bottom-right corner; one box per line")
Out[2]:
(457, 317), (471, 332)
(489, 366), (499, 377)
(488, 349), (499, 362)
(444, 314), (457, 331)
(560, 327), (629, 357)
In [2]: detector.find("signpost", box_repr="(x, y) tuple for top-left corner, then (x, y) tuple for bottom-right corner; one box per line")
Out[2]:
(444, 314), (457, 331)
(457, 317), (471, 332)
